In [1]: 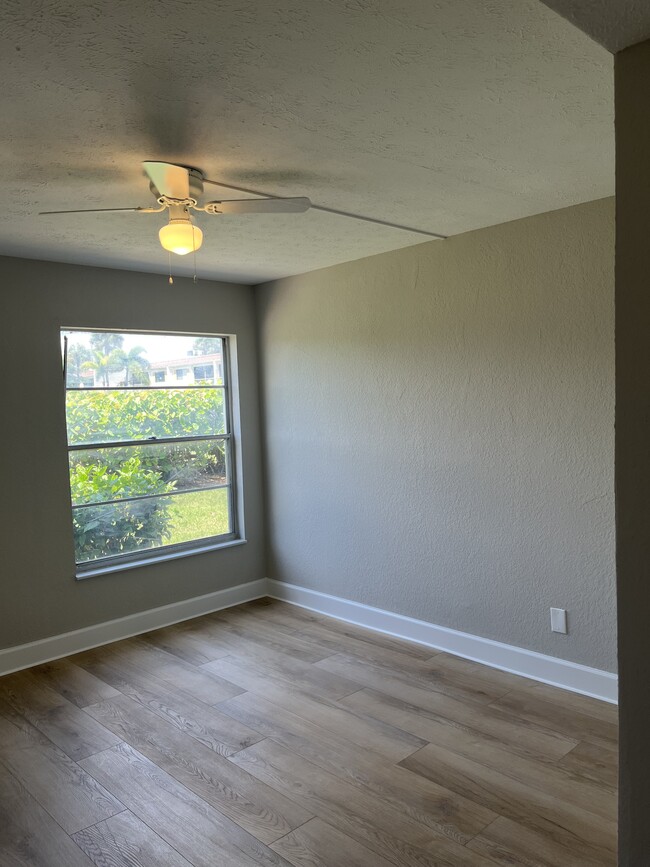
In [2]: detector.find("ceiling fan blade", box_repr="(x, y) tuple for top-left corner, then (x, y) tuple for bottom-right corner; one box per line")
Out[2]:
(39, 207), (152, 215)
(206, 196), (311, 215)
(143, 161), (190, 199)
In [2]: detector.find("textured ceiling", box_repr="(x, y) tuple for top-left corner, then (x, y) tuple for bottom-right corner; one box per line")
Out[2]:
(540, 0), (650, 53)
(0, 0), (613, 284)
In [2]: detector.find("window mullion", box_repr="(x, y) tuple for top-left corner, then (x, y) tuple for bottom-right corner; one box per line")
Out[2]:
(68, 433), (231, 451)
(72, 482), (230, 510)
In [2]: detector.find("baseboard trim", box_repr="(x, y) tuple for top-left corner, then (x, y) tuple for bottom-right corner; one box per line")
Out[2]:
(0, 577), (618, 704)
(267, 580), (618, 704)
(0, 579), (268, 677)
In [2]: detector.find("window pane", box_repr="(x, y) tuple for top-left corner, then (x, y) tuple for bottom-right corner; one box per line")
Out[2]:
(74, 488), (231, 564)
(63, 330), (223, 389)
(69, 441), (228, 506)
(66, 388), (226, 445)
(193, 364), (215, 383)
(167, 488), (231, 545)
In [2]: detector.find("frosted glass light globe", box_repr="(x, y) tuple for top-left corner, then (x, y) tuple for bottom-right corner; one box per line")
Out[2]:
(159, 219), (203, 255)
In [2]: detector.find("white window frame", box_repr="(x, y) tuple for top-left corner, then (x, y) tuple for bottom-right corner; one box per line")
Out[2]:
(62, 329), (243, 578)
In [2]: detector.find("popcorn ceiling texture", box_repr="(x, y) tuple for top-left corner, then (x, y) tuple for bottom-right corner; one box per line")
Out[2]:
(257, 198), (616, 672)
(0, 0), (612, 282)
(541, 0), (650, 53)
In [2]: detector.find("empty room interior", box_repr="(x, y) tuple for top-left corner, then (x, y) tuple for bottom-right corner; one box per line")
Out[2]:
(0, 1), (649, 865)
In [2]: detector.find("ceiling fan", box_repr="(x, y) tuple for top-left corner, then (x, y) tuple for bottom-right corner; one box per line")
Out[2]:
(40, 161), (312, 256)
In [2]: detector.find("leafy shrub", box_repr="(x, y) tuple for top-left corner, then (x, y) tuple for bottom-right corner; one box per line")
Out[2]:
(71, 457), (176, 561)
(66, 388), (224, 444)
(68, 389), (225, 562)
(70, 455), (175, 504)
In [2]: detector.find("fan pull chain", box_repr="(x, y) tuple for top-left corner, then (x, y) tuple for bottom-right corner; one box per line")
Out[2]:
(168, 251), (174, 284)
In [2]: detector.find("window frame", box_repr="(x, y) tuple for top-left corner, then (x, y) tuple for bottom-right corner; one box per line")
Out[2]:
(62, 328), (242, 578)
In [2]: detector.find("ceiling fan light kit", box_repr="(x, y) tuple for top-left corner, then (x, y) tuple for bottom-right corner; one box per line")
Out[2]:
(159, 218), (203, 255)
(143, 161), (312, 259)
(38, 160), (446, 273)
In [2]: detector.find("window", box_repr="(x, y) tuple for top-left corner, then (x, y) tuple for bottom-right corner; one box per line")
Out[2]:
(193, 363), (215, 384)
(175, 367), (188, 380)
(153, 370), (165, 383)
(62, 330), (237, 575)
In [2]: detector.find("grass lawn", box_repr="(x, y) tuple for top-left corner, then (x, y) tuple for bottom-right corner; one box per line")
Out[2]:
(166, 488), (230, 544)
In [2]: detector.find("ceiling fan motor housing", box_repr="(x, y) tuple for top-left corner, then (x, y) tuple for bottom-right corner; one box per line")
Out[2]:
(148, 167), (204, 202)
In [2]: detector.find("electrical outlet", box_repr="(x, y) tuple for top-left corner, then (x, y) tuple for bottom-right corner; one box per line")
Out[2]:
(550, 608), (568, 634)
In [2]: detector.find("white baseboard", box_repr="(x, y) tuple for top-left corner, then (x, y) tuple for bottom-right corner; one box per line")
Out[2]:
(0, 577), (618, 704)
(267, 579), (618, 704)
(0, 579), (267, 677)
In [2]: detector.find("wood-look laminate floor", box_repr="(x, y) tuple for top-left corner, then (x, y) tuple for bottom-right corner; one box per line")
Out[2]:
(0, 598), (618, 866)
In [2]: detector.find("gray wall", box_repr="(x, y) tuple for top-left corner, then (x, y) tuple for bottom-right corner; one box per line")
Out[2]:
(614, 39), (650, 865)
(0, 256), (264, 649)
(256, 198), (616, 671)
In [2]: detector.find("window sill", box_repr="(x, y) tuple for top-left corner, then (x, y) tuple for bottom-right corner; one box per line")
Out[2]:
(75, 538), (247, 580)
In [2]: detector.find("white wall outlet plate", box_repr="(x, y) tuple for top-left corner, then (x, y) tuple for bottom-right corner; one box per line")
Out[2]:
(550, 607), (568, 634)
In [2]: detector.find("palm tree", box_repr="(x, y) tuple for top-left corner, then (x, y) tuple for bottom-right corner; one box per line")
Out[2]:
(90, 333), (124, 355)
(82, 349), (125, 386)
(124, 346), (150, 386)
(66, 343), (92, 387)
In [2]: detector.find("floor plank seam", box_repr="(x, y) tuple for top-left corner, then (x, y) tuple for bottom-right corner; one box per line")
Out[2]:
(553, 738), (586, 763)
(75, 739), (128, 763)
(461, 813), (503, 846)
(71, 805), (130, 834)
(268, 816), (315, 848)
